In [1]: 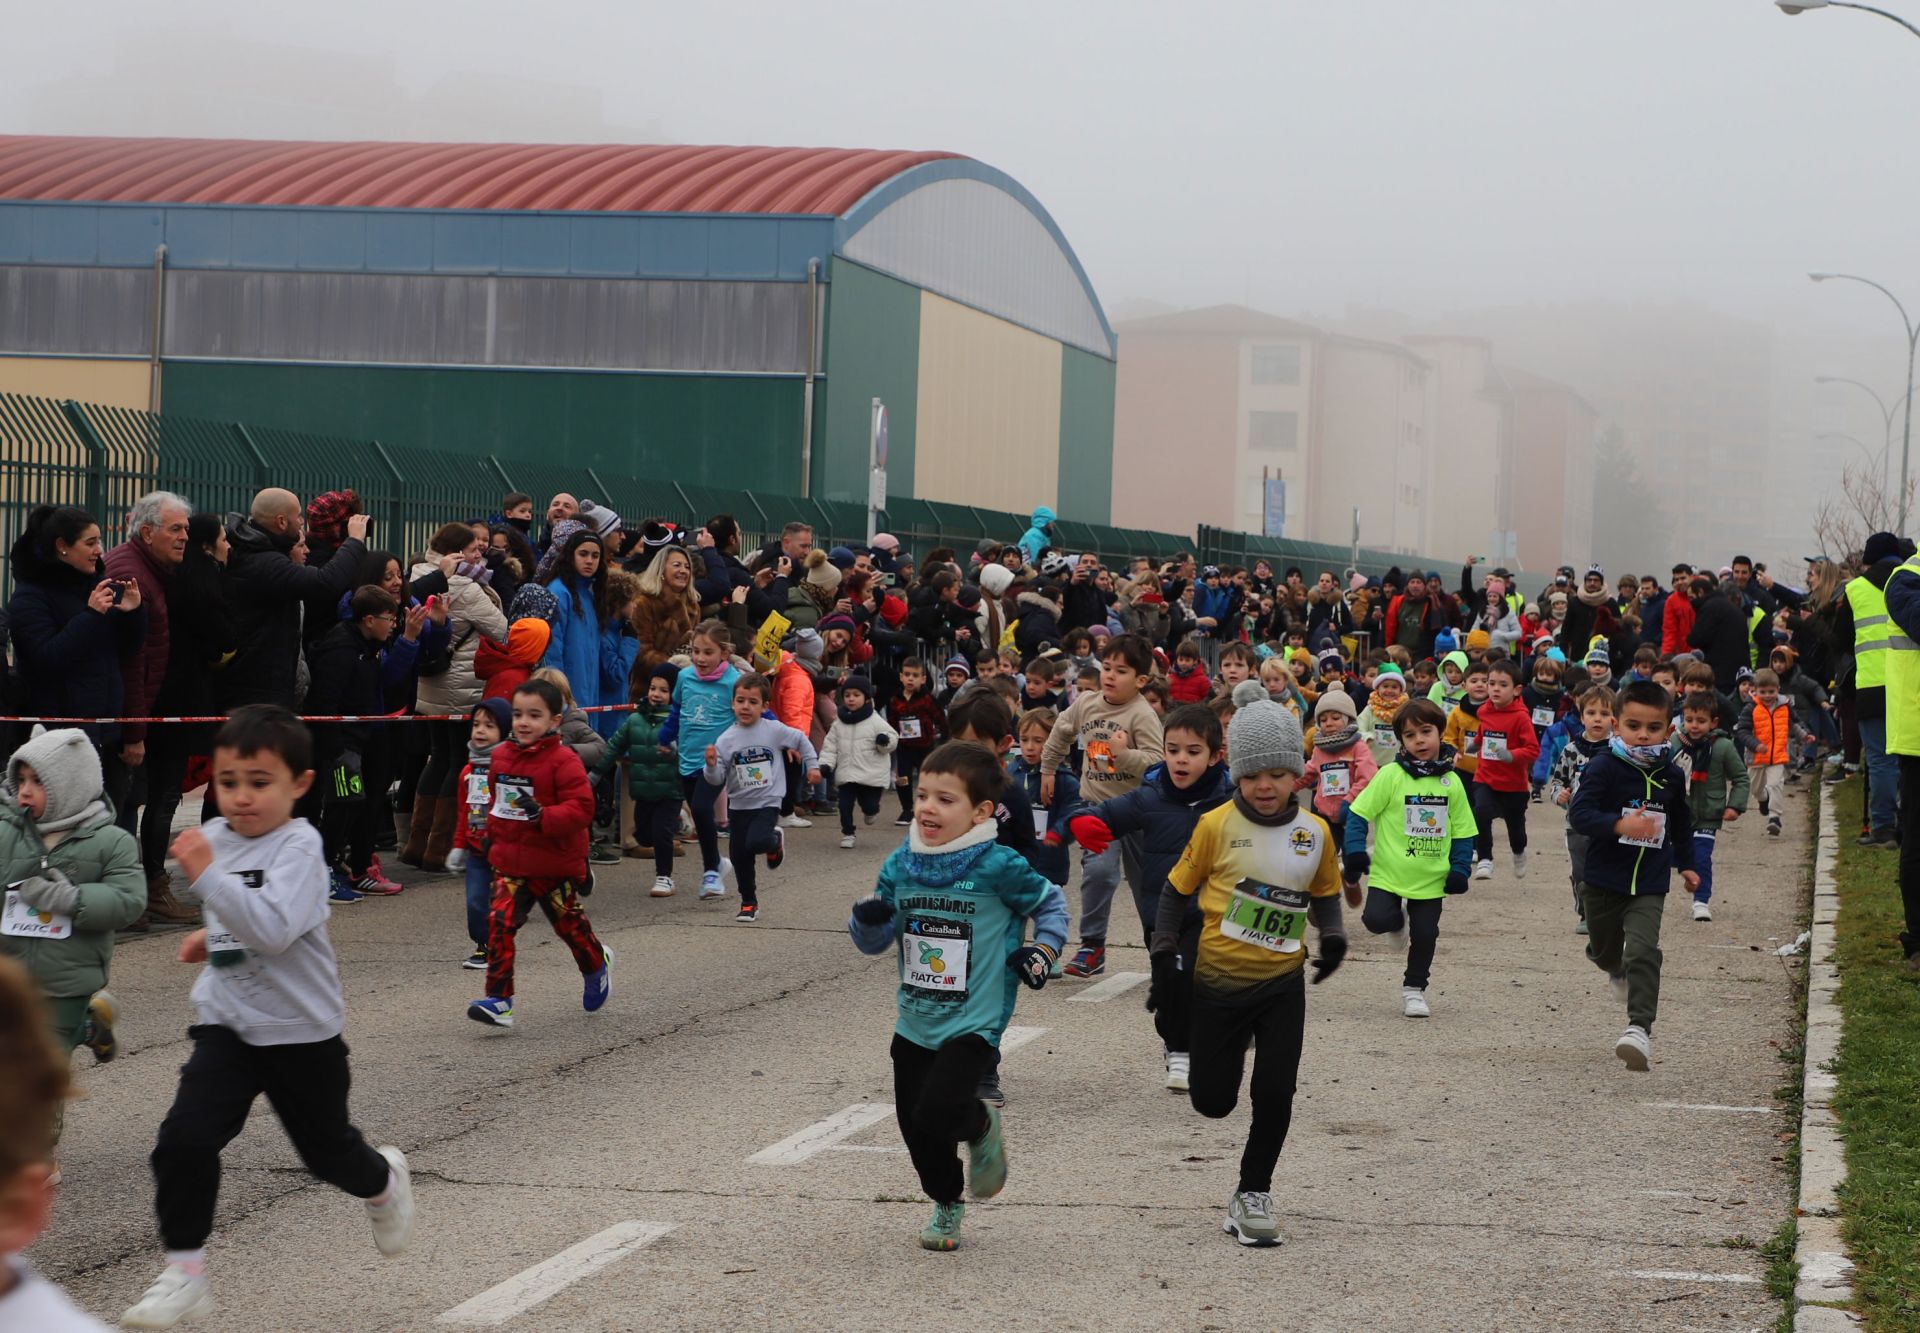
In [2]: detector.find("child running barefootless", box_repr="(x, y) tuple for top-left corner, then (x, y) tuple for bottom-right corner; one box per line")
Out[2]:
(123, 706), (413, 1330)
(445, 698), (512, 971)
(818, 674), (898, 850)
(1343, 699), (1478, 1018)
(703, 673), (820, 922)
(847, 741), (1068, 1252)
(1153, 699), (1347, 1248)
(1568, 681), (1698, 1071)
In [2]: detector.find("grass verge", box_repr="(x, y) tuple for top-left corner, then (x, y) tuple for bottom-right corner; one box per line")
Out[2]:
(1829, 775), (1920, 1325)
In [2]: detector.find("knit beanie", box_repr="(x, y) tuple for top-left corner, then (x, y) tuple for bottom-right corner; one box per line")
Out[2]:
(956, 585), (982, 609)
(577, 500), (622, 540)
(828, 545), (858, 571)
(1314, 690), (1357, 722)
(1585, 642), (1610, 667)
(1465, 628), (1491, 653)
(879, 593), (908, 627)
(817, 611), (857, 637)
(1231, 679), (1269, 710)
(804, 549), (842, 592)
(841, 674), (874, 700)
(1316, 649), (1344, 674)
(650, 661), (682, 692)
(639, 520), (677, 552)
(1087, 624), (1111, 640)
(790, 628), (824, 665)
(945, 655), (972, 677)
(979, 563), (1014, 598)
(471, 697), (513, 737)
(1227, 700), (1306, 781)
(9, 727), (103, 827)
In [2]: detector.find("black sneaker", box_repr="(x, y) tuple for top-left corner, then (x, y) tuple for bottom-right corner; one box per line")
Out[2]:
(735, 902), (759, 923)
(976, 1069), (1005, 1108)
(766, 827), (785, 870)
(894, 814), (912, 826)
(461, 949), (487, 970)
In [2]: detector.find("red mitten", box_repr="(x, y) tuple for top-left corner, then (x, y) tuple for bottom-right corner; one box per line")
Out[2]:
(1069, 814), (1113, 855)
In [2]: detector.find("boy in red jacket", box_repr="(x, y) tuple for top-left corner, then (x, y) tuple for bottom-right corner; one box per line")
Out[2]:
(1470, 659), (1542, 882)
(886, 657), (948, 827)
(1167, 640), (1212, 704)
(467, 679), (610, 1029)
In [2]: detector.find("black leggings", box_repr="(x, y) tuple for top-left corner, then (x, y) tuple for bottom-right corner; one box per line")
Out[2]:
(890, 1033), (993, 1205)
(419, 717), (465, 798)
(1188, 976), (1306, 1195)
(1471, 785), (1529, 859)
(1361, 889), (1445, 990)
(681, 772), (722, 871)
(895, 748), (928, 814)
(838, 783), (884, 834)
(633, 797), (679, 878)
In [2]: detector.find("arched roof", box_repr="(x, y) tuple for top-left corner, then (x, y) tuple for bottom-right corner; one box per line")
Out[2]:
(0, 135), (962, 216)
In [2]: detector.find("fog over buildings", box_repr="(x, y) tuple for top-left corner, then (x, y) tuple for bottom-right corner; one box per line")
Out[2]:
(6, 0), (1917, 571)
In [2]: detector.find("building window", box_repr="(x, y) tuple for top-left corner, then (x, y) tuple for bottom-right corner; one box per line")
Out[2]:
(1248, 410), (1299, 452)
(1250, 344), (1302, 386)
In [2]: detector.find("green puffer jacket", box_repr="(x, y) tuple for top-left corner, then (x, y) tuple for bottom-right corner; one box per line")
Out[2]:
(0, 797), (146, 999)
(1674, 728), (1751, 824)
(596, 705), (683, 801)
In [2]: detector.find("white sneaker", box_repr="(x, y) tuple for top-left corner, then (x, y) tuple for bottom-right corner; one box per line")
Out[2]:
(1473, 859), (1493, 881)
(1512, 850), (1529, 880)
(1691, 899), (1712, 922)
(121, 1264), (214, 1328)
(1164, 1051), (1191, 1091)
(650, 876), (675, 898)
(698, 871), (727, 901)
(781, 813), (813, 829)
(1402, 987), (1430, 1018)
(1609, 972), (1629, 1005)
(1615, 1023), (1652, 1071)
(1386, 927), (1409, 954)
(366, 1146), (413, 1257)
(863, 808), (876, 826)
(718, 856), (734, 885)
(840, 834), (857, 849)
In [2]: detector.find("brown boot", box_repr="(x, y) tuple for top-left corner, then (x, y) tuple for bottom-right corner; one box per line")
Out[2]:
(422, 793), (459, 872)
(399, 793), (438, 867)
(142, 870), (201, 926)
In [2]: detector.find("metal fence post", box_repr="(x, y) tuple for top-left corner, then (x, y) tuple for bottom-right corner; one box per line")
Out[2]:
(231, 423), (271, 491)
(486, 456), (516, 491)
(370, 439), (407, 544)
(58, 401), (109, 521)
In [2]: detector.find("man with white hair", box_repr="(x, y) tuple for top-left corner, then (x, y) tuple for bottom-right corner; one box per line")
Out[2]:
(103, 490), (197, 925)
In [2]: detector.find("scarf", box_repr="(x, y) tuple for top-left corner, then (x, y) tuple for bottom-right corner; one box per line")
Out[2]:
(1609, 736), (1670, 768)
(694, 659), (730, 683)
(505, 515), (532, 535)
(902, 818), (1000, 884)
(1367, 691), (1407, 725)
(467, 738), (502, 771)
(34, 796), (106, 838)
(1530, 677), (1562, 698)
(456, 559), (494, 587)
(1315, 721), (1360, 754)
(1396, 744), (1458, 780)
(1231, 790), (1299, 827)
(838, 699), (874, 726)
(1576, 585), (1611, 608)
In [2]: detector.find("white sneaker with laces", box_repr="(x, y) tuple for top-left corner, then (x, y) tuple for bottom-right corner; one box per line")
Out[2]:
(1387, 927), (1409, 953)
(840, 834), (857, 849)
(1402, 987), (1431, 1018)
(1224, 1190), (1282, 1246)
(1691, 899), (1712, 922)
(1512, 850), (1529, 880)
(781, 813), (813, 829)
(1473, 859), (1493, 881)
(120, 1264), (214, 1329)
(650, 876), (675, 898)
(1609, 972), (1630, 1005)
(1615, 1023), (1652, 1071)
(1164, 1051), (1191, 1091)
(366, 1146), (414, 1256)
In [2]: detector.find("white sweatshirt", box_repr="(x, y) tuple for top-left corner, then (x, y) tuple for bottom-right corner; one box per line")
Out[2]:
(817, 710), (900, 789)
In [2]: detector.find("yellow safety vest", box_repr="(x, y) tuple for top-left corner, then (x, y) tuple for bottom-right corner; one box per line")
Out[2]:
(1746, 605), (1767, 667)
(1886, 556), (1920, 756)
(1847, 576), (1892, 691)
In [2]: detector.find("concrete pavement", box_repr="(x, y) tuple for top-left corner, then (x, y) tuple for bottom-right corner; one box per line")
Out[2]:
(36, 782), (1811, 1331)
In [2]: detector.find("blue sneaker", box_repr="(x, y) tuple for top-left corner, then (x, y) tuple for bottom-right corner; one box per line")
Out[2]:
(329, 869), (363, 905)
(467, 996), (513, 1028)
(583, 947), (613, 1013)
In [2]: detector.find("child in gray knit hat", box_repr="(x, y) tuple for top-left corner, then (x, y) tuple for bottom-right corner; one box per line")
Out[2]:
(1150, 697), (1346, 1249)
(0, 727), (146, 1073)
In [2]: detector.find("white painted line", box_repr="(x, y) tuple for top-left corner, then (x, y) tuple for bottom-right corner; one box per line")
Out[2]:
(1000, 1025), (1048, 1054)
(746, 1103), (895, 1165)
(820, 1143), (906, 1155)
(436, 1221), (674, 1325)
(1066, 971), (1151, 1003)
(1642, 1102), (1774, 1114)
(1624, 1269), (1761, 1284)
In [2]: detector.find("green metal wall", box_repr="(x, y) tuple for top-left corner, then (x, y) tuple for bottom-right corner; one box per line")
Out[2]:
(818, 258), (921, 505)
(162, 362), (806, 490)
(1056, 345), (1116, 525)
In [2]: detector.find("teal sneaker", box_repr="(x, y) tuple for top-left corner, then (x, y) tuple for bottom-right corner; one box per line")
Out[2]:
(919, 1200), (965, 1251)
(966, 1102), (1007, 1199)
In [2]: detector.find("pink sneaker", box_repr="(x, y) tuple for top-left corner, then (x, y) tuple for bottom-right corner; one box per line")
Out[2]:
(358, 856), (404, 896)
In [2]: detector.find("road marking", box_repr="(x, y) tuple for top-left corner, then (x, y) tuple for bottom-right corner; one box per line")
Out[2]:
(747, 1103), (896, 1165)
(1623, 1270), (1761, 1284)
(436, 1221), (674, 1325)
(1000, 1025), (1048, 1053)
(1642, 1102), (1774, 1114)
(1067, 972), (1150, 1003)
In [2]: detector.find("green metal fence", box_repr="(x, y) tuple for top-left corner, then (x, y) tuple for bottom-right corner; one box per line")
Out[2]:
(0, 393), (1480, 597)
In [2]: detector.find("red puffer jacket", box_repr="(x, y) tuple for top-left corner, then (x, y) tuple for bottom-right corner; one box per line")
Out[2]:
(483, 732), (595, 878)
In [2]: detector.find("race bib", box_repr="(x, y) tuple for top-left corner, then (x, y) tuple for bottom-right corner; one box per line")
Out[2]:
(1318, 763), (1351, 799)
(1, 887), (70, 939)
(491, 775), (538, 821)
(1032, 807), (1049, 837)
(899, 716), (923, 741)
(1404, 794), (1448, 840)
(1532, 706), (1555, 727)
(201, 904), (249, 969)
(466, 772), (491, 806)
(1374, 724), (1397, 748)
(1481, 730), (1511, 763)
(1219, 879), (1309, 954)
(1619, 806), (1668, 849)
(733, 758), (774, 794)
(902, 917), (971, 996)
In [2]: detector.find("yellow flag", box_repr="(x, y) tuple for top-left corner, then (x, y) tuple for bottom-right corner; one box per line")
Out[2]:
(754, 611), (792, 669)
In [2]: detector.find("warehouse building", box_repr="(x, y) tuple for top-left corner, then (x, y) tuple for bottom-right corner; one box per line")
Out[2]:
(0, 135), (1117, 520)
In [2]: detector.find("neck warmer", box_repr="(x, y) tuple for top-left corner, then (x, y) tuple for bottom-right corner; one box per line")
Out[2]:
(1531, 678), (1562, 697)
(33, 796), (106, 836)
(1396, 745), (1458, 780)
(902, 818), (1000, 885)
(1231, 790), (1299, 827)
(1576, 585), (1611, 608)
(838, 699), (874, 726)
(1368, 691), (1407, 725)
(505, 515), (532, 535)
(694, 660), (729, 683)
(1315, 721), (1361, 753)
(1159, 762), (1229, 805)
(1608, 735), (1670, 768)
(456, 559), (493, 586)
(468, 738), (503, 771)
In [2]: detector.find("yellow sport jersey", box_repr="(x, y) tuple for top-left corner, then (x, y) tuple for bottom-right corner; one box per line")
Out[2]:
(1168, 801), (1341, 991)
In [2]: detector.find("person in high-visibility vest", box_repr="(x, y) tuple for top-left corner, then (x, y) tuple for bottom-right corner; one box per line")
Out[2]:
(1878, 534), (1920, 966)
(1841, 533), (1911, 847)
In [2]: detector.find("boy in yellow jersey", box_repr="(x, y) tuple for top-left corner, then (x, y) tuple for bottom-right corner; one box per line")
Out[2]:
(1152, 699), (1346, 1248)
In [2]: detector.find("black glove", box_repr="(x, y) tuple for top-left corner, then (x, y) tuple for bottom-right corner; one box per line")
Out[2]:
(1342, 850), (1370, 882)
(873, 736), (891, 750)
(1309, 934), (1347, 984)
(819, 765), (835, 786)
(1007, 944), (1054, 990)
(852, 896), (895, 926)
(587, 769), (605, 790)
(1444, 872), (1470, 895)
(1145, 949), (1177, 1013)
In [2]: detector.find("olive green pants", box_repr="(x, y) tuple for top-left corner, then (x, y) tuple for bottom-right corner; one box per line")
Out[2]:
(1581, 886), (1664, 1031)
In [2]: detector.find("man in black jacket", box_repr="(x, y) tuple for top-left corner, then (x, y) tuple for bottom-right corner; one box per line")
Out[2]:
(1687, 577), (1750, 693)
(223, 488), (368, 710)
(1060, 555), (1108, 634)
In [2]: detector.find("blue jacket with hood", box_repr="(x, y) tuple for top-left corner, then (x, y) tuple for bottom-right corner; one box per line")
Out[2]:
(1018, 506), (1057, 567)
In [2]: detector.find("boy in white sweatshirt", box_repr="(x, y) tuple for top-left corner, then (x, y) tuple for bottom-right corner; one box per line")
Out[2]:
(704, 674), (820, 922)
(120, 706), (414, 1331)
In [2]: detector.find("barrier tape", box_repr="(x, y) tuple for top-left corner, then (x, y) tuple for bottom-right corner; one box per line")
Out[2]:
(0, 704), (641, 726)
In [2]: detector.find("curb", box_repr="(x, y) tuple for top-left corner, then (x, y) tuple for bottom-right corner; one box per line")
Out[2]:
(1794, 784), (1860, 1330)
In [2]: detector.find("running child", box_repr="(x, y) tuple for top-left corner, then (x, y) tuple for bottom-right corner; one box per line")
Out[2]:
(847, 741), (1068, 1251)
(1153, 699), (1346, 1247)
(1429, 649), (1470, 716)
(594, 663), (682, 898)
(1735, 668), (1805, 837)
(123, 707), (412, 1328)
(1469, 660), (1540, 880)
(818, 674), (899, 850)
(1357, 663), (1409, 766)
(445, 698), (512, 969)
(1567, 680), (1699, 1071)
(704, 674), (820, 921)
(468, 679), (611, 1027)
(1440, 658), (1490, 778)
(1674, 694), (1749, 922)
(1546, 684), (1615, 933)
(888, 659), (947, 827)
(1343, 698), (1478, 1017)
(1300, 692), (1377, 839)
(1009, 708), (1078, 890)
(659, 620), (742, 896)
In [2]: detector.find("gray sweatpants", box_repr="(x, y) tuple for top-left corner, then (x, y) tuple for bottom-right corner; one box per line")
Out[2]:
(1076, 832), (1143, 946)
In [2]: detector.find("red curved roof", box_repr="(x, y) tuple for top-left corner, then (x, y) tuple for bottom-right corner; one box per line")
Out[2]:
(0, 136), (964, 216)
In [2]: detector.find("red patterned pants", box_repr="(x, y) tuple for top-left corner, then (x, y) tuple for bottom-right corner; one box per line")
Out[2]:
(485, 875), (606, 1001)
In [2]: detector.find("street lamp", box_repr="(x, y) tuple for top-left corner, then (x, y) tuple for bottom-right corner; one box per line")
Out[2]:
(1818, 430), (1888, 479)
(1811, 274), (1920, 532)
(1777, 0), (1920, 40)
(1813, 375), (1897, 488)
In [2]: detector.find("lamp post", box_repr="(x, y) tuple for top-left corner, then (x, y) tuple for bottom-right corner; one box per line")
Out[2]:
(1777, 0), (1920, 39)
(1813, 375), (1900, 489)
(1817, 430), (1887, 479)
(1810, 274), (1919, 532)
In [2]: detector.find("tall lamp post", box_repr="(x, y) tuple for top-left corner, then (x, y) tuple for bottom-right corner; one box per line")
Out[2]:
(1810, 274), (1919, 532)
(1777, 0), (1920, 40)
(1818, 430), (1888, 479)
(1813, 375), (1901, 489)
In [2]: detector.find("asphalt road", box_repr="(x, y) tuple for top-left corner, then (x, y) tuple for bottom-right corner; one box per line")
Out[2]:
(35, 779), (1813, 1332)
